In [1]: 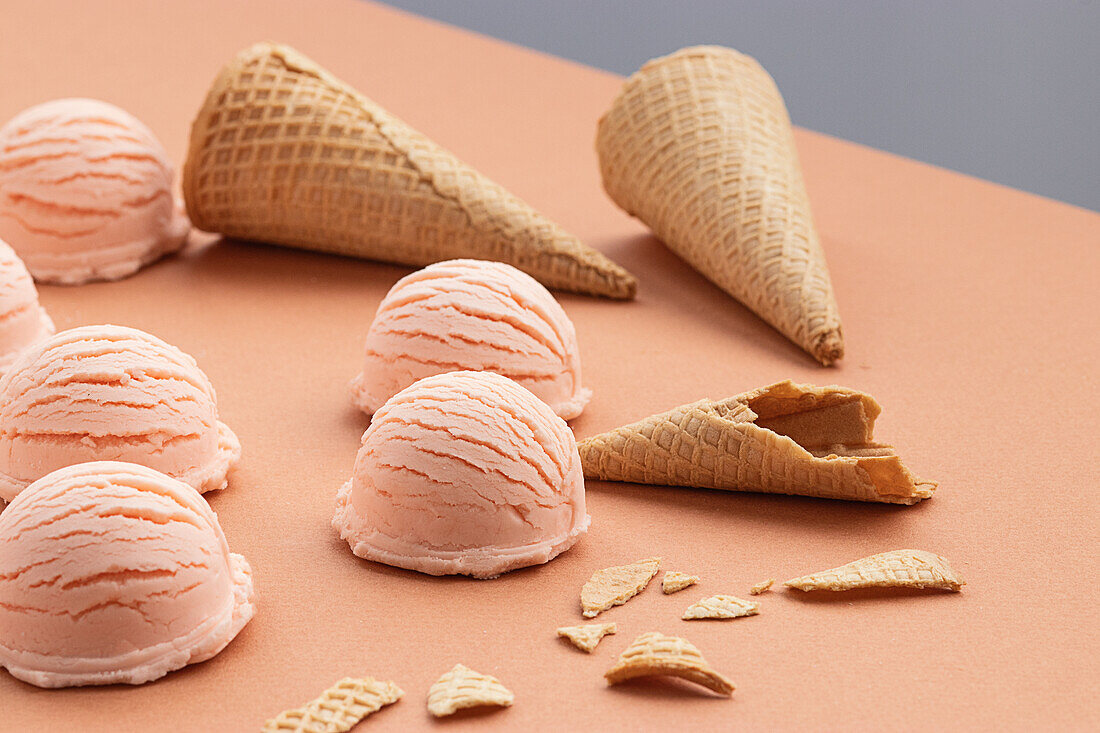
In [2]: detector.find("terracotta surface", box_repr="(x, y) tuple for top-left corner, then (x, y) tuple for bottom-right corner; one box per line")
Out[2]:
(2, 0), (1097, 730)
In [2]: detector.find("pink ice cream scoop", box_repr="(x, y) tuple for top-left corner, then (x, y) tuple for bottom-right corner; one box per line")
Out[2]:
(0, 461), (254, 687)
(0, 238), (53, 374)
(351, 259), (591, 420)
(0, 98), (190, 284)
(0, 324), (239, 503)
(334, 370), (589, 578)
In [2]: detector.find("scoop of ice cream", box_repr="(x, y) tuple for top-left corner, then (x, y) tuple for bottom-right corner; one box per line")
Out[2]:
(334, 370), (589, 578)
(0, 461), (253, 687)
(0, 238), (53, 373)
(0, 324), (239, 503)
(0, 98), (190, 284)
(351, 259), (591, 420)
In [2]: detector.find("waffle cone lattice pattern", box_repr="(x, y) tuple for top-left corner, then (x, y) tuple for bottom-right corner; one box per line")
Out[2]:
(785, 550), (964, 592)
(579, 380), (936, 504)
(263, 677), (403, 732)
(184, 43), (636, 299)
(604, 632), (734, 696)
(427, 664), (514, 717)
(597, 46), (843, 361)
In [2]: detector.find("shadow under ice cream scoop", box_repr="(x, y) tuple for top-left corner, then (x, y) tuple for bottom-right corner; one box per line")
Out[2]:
(0, 238), (53, 374)
(0, 462), (254, 688)
(0, 98), (190, 284)
(334, 370), (589, 579)
(0, 324), (240, 503)
(351, 259), (591, 420)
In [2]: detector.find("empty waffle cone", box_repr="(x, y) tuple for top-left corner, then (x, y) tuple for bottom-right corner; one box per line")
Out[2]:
(597, 46), (843, 363)
(184, 42), (636, 300)
(578, 380), (936, 504)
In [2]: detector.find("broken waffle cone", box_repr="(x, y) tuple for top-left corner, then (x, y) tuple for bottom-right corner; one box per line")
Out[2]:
(596, 46), (843, 363)
(682, 595), (759, 620)
(581, 557), (661, 618)
(427, 664), (514, 717)
(578, 380), (936, 504)
(785, 549), (964, 592)
(557, 622), (617, 653)
(661, 571), (699, 594)
(184, 42), (636, 300)
(605, 632), (734, 696)
(263, 677), (403, 732)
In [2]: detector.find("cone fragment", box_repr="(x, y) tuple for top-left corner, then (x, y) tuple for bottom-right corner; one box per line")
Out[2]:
(581, 557), (661, 618)
(662, 571), (699, 594)
(785, 550), (964, 592)
(597, 46), (843, 363)
(557, 622), (617, 653)
(682, 595), (759, 621)
(427, 664), (514, 717)
(263, 677), (402, 732)
(749, 579), (775, 595)
(184, 42), (636, 299)
(578, 380), (936, 504)
(605, 632), (734, 696)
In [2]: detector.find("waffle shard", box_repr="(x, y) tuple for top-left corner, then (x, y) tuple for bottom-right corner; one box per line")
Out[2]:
(556, 623), (617, 653)
(785, 550), (964, 592)
(661, 571), (699, 594)
(604, 632), (734, 696)
(580, 557), (661, 618)
(682, 595), (759, 620)
(263, 677), (403, 732)
(749, 579), (775, 595)
(427, 663), (514, 717)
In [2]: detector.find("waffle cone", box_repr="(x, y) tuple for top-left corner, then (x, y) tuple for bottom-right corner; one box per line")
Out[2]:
(578, 380), (936, 504)
(183, 42), (636, 299)
(596, 46), (843, 361)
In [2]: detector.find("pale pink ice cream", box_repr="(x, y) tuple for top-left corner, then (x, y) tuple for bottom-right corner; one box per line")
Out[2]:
(0, 98), (190, 284)
(0, 238), (53, 373)
(0, 324), (240, 503)
(351, 259), (591, 420)
(0, 461), (254, 687)
(334, 370), (589, 578)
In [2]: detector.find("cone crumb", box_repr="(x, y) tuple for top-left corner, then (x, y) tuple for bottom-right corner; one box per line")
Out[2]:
(750, 579), (775, 595)
(662, 571), (699, 594)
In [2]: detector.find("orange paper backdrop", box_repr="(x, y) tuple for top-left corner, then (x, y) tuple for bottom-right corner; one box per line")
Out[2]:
(2, 1), (1098, 730)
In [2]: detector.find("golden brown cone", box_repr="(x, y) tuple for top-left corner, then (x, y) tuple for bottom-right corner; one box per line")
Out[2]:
(578, 380), (936, 504)
(184, 42), (636, 299)
(596, 46), (843, 361)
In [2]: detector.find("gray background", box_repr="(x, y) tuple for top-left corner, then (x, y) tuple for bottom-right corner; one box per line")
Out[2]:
(378, 0), (1099, 211)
